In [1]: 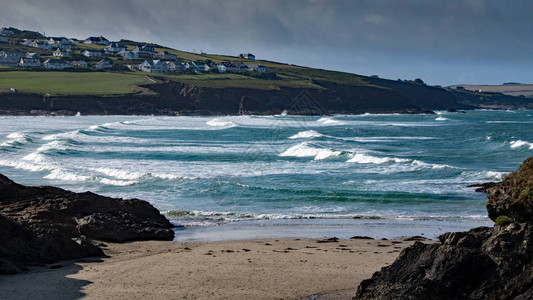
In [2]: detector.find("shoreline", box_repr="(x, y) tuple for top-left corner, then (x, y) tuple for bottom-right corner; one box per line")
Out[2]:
(0, 237), (426, 300)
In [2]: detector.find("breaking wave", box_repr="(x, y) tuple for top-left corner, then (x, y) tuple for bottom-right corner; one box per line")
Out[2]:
(289, 130), (324, 139)
(510, 140), (533, 149)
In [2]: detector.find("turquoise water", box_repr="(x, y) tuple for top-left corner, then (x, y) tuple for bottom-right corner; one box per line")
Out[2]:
(1, 111), (532, 240)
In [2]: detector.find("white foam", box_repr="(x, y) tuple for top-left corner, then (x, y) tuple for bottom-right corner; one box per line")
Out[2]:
(347, 153), (409, 164)
(36, 140), (71, 152)
(279, 142), (342, 160)
(206, 119), (237, 127)
(483, 171), (508, 180)
(435, 116), (449, 121)
(289, 130), (323, 139)
(0, 159), (49, 172)
(317, 117), (342, 125)
(510, 140), (533, 149)
(93, 167), (144, 180)
(99, 178), (138, 186)
(44, 169), (92, 182)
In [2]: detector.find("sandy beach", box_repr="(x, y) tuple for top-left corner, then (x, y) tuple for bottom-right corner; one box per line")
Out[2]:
(0, 237), (424, 300)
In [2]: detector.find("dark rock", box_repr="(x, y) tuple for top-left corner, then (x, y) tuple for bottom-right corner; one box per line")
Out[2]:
(350, 236), (374, 240)
(468, 182), (498, 193)
(317, 237), (339, 243)
(486, 157), (533, 224)
(403, 235), (429, 241)
(355, 156), (533, 299)
(0, 173), (174, 273)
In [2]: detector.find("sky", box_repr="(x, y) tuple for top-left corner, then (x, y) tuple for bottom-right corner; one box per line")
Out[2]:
(1, 0), (532, 86)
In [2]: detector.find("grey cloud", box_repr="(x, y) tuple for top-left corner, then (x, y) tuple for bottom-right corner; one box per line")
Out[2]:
(0, 0), (532, 85)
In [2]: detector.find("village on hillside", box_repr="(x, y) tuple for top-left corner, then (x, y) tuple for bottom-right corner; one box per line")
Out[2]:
(0, 27), (266, 74)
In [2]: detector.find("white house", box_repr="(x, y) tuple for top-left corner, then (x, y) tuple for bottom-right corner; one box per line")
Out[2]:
(84, 36), (110, 45)
(95, 60), (112, 69)
(162, 61), (178, 72)
(25, 53), (40, 59)
(133, 45), (156, 54)
(43, 59), (70, 69)
(239, 53), (255, 60)
(216, 64), (226, 73)
(104, 43), (126, 54)
(117, 50), (139, 59)
(18, 57), (41, 68)
(139, 60), (166, 73)
(82, 50), (102, 57)
(247, 63), (266, 73)
(70, 60), (88, 68)
(31, 40), (52, 51)
(53, 48), (71, 57)
(218, 62), (238, 72)
(192, 61), (209, 72)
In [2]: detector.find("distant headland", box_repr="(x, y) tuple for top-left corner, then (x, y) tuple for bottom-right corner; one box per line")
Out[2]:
(1, 26), (532, 116)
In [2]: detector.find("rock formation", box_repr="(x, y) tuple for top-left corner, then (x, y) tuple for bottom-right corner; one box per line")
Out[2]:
(355, 156), (533, 299)
(0, 173), (174, 274)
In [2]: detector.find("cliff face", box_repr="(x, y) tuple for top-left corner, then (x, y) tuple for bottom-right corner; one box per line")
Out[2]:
(0, 79), (475, 116)
(0, 174), (175, 274)
(355, 157), (533, 299)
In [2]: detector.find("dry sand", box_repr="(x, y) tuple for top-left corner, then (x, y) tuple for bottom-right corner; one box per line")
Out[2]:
(0, 238), (425, 300)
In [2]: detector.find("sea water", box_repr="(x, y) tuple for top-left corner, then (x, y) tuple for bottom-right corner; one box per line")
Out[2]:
(1, 110), (532, 241)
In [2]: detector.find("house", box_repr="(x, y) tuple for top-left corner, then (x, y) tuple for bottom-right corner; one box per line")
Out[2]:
(20, 39), (33, 46)
(236, 62), (248, 70)
(25, 53), (40, 59)
(239, 53), (255, 60)
(133, 45), (156, 54)
(154, 51), (177, 60)
(247, 63), (266, 73)
(104, 43), (126, 54)
(70, 60), (88, 68)
(84, 35), (110, 45)
(0, 37), (7, 43)
(69, 38), (81, 44)
(95, 60), (112, 69)
(192, 60), (209, 72)
(31, 40), (52, 50)
(0, 28), (13, 37)
(162, 61), (180, 72)
(139, 60), (166, 73)
(117, 50), (139, 59)
(48, 37), (69, 46)
(82, 50), (102, 57)
(0, 51), (24, 59)
(218, 62), (238, 72)
(216, 64), (226, 73)
(18, 57), (41, 68)
(53, 48), (71, 57)
(43, 59), (70, 69)
(0, 57), (18, 67)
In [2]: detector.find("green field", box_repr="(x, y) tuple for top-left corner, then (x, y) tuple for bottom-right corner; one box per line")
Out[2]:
(0, 71), (148, 95)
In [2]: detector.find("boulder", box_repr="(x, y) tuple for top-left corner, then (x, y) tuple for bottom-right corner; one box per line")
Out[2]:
(0, 173), (174, 274)
(355, 156), (533, 299)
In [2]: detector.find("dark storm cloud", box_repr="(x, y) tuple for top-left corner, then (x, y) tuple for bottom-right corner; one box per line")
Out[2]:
(1, 0), (532, 85)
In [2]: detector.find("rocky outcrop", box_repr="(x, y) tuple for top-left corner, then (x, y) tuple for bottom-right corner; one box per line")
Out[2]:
(0, 173), (175, 274)
(355, 156), (533, 299)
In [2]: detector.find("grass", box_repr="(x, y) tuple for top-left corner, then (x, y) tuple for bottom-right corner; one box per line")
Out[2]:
(0, 71), (149, 95)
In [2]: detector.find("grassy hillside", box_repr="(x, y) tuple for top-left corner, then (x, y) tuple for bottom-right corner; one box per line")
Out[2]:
(0, 71), (149, 95)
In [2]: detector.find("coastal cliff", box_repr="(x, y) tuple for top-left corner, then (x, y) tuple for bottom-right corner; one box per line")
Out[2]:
(0, 78), (478, 116)
(355, 156), (533, 299)
(0, 174), (174, 274)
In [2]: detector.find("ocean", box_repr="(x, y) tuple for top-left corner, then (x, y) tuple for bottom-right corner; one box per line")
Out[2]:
(1, 110), (532, 241)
